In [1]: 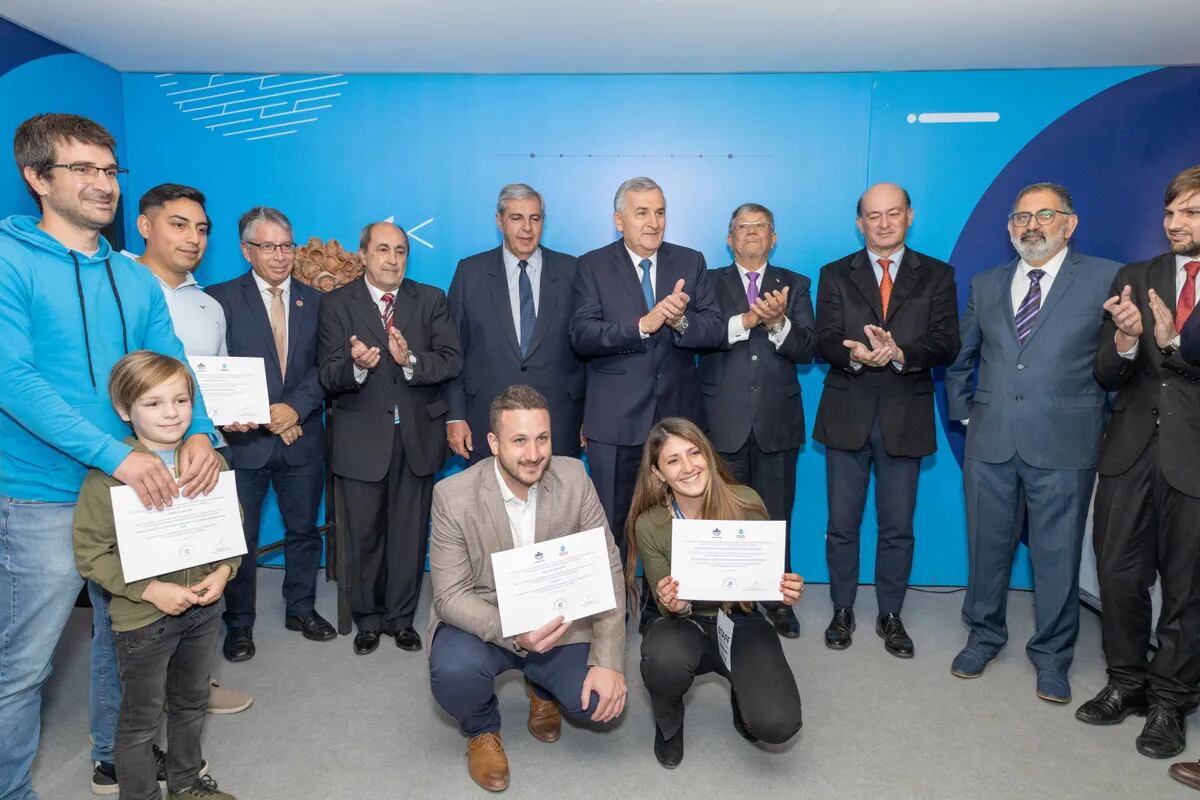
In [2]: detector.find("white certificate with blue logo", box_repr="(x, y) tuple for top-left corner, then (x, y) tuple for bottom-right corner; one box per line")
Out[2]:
(491, 527), (616, 638)
(187, 356), (271, 426)
(671, 519), (786, 602)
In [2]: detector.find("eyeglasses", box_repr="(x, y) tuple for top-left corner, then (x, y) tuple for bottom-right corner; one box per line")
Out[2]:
(733, 221), (772, 233)
(244, 241), (297, 254)
(1009, 209), (1073, 227)
(48, 163), (129, 181)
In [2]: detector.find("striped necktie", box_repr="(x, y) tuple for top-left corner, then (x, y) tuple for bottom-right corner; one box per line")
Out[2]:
(517, 260), (535, 357)
(1015, 269), (1046, 345)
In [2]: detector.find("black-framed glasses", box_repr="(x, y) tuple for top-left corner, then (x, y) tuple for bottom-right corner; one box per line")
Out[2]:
(48, 163), (129, 181)
(1009, 209), (1073, 227)
(244, 241), (297, 254)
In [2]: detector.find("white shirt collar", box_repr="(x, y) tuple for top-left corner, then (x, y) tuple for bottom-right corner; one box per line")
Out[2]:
(625, 244), (657, 270)
(1176, 253), (1200, 272)
(252, 271), (291, 295)
(1018, 246), (1069, 279)
(122, 250), (201, 291)
(502, 246), (542, 271)
(364, 277), (401, 304)
(494, 459), (537, 505)
(735, 262), (767, 281)
(867, 247), (905, 268)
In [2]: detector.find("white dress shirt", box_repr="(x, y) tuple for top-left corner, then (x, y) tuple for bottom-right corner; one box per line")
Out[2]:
(495, 459), (538, 549)
(353, 278), (415, 384)
(502, 246), (542, 337)
(1117, 253), (1196, 359)
(1010, 246), (1068, 314)
(726, 263), (792, 347)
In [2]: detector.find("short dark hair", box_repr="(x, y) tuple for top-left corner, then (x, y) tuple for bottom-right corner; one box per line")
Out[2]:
(13, 113), (118, 205)
(488, 384), (549, 434)
(1012, 182), (1075, 214)
(856, 185), (911, 218)
(139, 183), (207, 217)
(238, 206), (292, 241)
(359, 221), (409, 253)
(728, 202), (775, 233)
(1165, 165), (1200, 207)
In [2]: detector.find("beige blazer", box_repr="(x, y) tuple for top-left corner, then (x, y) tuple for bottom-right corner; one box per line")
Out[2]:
(427, 456), (626, 672)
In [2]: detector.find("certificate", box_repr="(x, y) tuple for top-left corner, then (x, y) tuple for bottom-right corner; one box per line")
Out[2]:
(490, 527), (617, 638)
(110, 471), (247, 582)
(187, 356), (271, 425)
(671, 519), (786, 602)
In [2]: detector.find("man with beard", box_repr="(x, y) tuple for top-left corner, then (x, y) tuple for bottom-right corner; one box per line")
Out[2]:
(427, 385), (626, 792)
(946, 183), (1119, 703)
(0, 114), (221, 800)
(1080, 165), (1200, 760)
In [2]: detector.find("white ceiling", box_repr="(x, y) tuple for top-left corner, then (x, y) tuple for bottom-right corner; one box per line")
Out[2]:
(4, 0), (1199, 74)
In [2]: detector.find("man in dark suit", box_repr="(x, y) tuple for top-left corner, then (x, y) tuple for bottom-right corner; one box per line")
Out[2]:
(813, 182), (959, 658)
(1080, 165), (1200, 760)
(698, 202), (815, 638)
(446, 183), (584, 463)
(946, 184), (1120, 703)
(569, 176), (724, 562)
(318, 221), (462, 655)
(207, 206), (334, 663)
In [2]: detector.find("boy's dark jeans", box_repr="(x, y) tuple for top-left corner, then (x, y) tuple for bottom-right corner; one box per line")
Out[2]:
(113, 599), (221, 799)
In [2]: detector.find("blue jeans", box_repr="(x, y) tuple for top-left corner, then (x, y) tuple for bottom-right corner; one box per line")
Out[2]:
(0, 496), (83, 800)
(88, 581), (120, 765)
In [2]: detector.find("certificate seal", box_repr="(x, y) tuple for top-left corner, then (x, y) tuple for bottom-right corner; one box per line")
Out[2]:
(722, 577), (737, 592)
(553, 598), (569, 616)
(179, 544), (194, 560)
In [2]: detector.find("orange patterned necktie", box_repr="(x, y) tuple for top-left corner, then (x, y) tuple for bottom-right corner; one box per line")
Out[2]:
(878, 258), (893, 319)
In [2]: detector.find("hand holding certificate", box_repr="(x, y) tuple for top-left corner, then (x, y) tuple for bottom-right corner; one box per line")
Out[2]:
(490, 527), (617, 638)
(187, 356), (271, 426)
(111, 471), (247, 582)
(671, 519), (786, 602)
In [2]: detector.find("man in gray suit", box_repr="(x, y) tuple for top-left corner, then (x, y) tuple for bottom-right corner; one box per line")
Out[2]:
(946, 183), (1120, 703)
(427, 385), (626, 792)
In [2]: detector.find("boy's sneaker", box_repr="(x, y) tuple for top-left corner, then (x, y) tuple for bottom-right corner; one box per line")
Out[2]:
(154, 744), (210, 784)
(90, 761), (118, 796)
(168, 774), (237, 799)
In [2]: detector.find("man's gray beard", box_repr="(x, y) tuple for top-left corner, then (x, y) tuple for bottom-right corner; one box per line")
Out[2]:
(1011, 233), (1063, 263)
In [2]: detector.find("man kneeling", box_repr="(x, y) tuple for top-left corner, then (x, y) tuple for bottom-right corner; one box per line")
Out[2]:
(428, 385), (627, 792)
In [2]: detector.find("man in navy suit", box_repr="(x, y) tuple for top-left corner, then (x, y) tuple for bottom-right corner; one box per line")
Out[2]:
(569, 176), (724, 563)
(447, 184), (584, 463)
(946, 183), (1119, 703)
(207, 207), (334, 663)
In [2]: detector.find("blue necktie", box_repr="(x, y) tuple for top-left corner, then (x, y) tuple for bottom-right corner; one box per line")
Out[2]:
(639, 258), (654, 310)
(1015, 269), (1045, 345)
(517, 260), (535, 358)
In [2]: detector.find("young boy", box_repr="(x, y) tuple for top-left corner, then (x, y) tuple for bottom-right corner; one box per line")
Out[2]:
(74, 351), (240, 800)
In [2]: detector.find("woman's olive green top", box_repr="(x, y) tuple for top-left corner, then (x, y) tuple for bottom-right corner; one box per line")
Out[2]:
(634, 485), (767, 618)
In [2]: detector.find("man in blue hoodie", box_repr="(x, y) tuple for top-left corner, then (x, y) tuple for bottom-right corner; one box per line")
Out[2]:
(0, 113), (221, 800)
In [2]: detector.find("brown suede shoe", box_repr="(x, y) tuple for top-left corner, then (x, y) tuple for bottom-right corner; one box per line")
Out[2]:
(526, 683), (562, 743)
(1170, 761), (1200, 791)
(466, 732), (509, 792)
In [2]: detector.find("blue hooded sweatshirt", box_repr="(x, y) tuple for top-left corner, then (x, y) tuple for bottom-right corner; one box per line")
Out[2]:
(0, 215), (216, 502)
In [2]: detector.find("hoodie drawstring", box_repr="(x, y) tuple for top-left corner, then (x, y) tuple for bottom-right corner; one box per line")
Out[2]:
(70, 252), (129, 390)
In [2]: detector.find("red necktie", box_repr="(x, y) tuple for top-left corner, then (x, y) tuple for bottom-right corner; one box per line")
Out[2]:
(878, 258), (893, 319)
(1175, 261), (1200, 333)
(380, 292), (395, 331)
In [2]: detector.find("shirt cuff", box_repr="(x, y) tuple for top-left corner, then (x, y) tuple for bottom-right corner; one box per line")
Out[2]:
(728, 315), (751, 344)
(1117, 339), (1139, 360)
(402, 352), (416, 381)
(848, 360), (863, 372)
(353, 364), (368, 384)
(768, 318), (791, 348)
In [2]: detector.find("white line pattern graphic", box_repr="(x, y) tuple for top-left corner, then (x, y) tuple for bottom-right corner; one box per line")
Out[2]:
(156, 73), (347, 142)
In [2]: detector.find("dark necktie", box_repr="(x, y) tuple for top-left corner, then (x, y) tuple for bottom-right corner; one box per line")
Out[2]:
(517, 260), (535, 357)
(1015, 269), (1046, 345)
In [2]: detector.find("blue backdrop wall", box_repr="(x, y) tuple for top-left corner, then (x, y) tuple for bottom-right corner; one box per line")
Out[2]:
(3, 17), (1193, 587)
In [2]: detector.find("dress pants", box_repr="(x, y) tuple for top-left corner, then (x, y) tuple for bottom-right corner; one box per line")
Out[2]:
(640, 612), (802, 743)
(223, 444), (325, 630)
(720, 434), (797, 572)
(1093, 432), (1200, 711)
(824, 415), (920, 615)
(585, 440), (644, 563)
(340, 425), (433, 634)
(960, 454), (1094, 673)
(428, 624), (600, 736)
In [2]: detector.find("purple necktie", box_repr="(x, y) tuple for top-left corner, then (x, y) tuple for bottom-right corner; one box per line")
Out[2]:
(1015, 269), (1045, 345)
(746, 271), (760, 307)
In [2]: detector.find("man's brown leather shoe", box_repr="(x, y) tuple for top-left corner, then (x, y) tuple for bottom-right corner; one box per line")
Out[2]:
(1169, 761), (1200, 791)
(526, 683), (562, 743)
(466, 732), (509, 792)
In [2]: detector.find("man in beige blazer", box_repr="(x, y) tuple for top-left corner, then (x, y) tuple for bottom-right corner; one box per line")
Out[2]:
(428, 384), (627, 792)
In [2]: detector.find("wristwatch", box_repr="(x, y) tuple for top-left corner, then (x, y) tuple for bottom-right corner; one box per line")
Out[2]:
(766, 319), (785, 336)
(512, 639), (528, 656)
(673, 601), (694, 619)
(1161, 338), (1181, 355)
(671, 315), (689, 335)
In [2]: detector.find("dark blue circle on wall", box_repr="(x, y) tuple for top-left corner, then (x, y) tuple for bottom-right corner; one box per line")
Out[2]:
(941, 65), (1200, 464)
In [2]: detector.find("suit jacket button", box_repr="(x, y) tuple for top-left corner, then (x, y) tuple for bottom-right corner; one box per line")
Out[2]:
(520, 366), (528, 372)
(1015, 394), (1023, 401)
(1017, 364), (1025, 370)
(751, 354), (759, 361)
(1151, 407), (1159, 415)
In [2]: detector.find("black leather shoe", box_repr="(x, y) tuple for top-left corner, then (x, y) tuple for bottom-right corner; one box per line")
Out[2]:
(731, 691), (758, 743)
(353, 629), (380, 655)
(285, 610), (337, 642)
(824, 607), (855, 650)
(1075, 684), (1149, 725)
(1137, 705), (1186, 759)
(222, 627), (254, 663)
(768, 604), (800, 639)
(653, 722), (684, 768)
(876, 613), (914, 658)
(395, 627), (422, 652)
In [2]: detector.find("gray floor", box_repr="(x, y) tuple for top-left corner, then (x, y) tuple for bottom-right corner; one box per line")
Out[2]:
(33, 571), (1187, 799)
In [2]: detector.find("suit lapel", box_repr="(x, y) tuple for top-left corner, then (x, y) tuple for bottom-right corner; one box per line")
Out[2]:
(613, 240), (649, 312)
(479, 464), (516, 554)
(1151, 254), (1177, 315)
(849, 250), (884, 322)
(391, 280), (419, 336)
(525, 249), (557, 359)
(284, 282), (306, 379)
(239, 272), (282, 375)
(655, 244), (679, 304)
(533, 467), (555, 544)
(487, 249), (522, 358)
(723, 265), (750, 313)
(349, 277), (388, 350)
(999, 257), (1022, 344)
(1020, 249), (1081, 350)
(884, 250), (921, 322)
